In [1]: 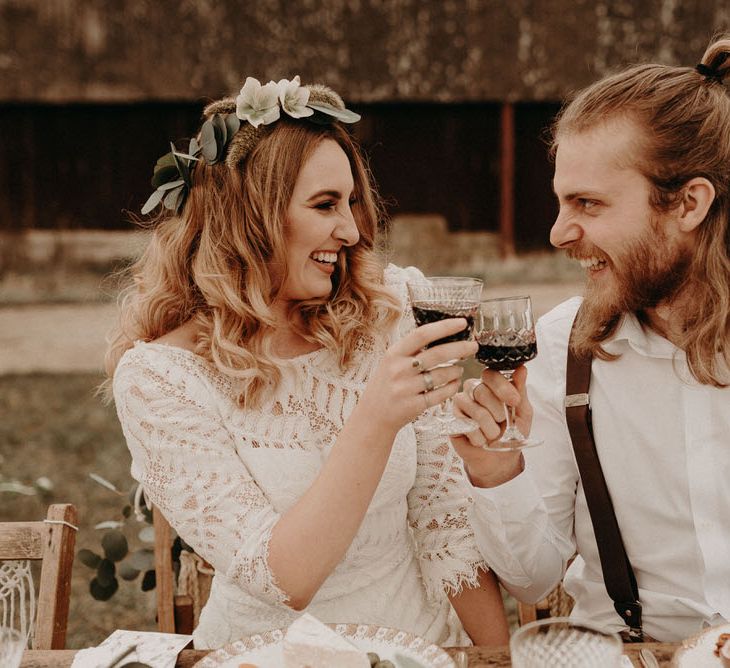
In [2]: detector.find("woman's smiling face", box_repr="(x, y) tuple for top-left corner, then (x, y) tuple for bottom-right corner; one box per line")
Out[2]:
(277, 138), (360, 304)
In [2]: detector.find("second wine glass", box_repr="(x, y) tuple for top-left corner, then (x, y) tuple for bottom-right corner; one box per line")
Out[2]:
(407, 276), (483, 436)
(475, 295), (542, 450)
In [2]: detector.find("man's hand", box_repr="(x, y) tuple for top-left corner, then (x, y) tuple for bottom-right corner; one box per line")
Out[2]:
(450, 366), (533, 487)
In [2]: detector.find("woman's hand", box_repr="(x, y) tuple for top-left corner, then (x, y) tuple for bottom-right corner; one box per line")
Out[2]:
(449, 366), (533, 487)
(358, 318), (478, 434)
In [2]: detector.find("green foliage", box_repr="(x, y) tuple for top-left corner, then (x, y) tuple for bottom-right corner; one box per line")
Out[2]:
(96, 558), (116, 586)
(78, 477), (195, 605)
(141, 569), (156, 592)
(90, 575), (118, 601)
(78, 480), (157, 602)
(77, 548), (101, 569)
(141, 113), (238, 216)
(102, 530), (128, 562)
(307, 102), (361, 124)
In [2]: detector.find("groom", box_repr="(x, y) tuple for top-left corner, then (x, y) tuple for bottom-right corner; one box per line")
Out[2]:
(451, 41), (730, 642)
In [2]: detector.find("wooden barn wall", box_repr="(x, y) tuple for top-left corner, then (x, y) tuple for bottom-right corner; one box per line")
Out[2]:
(2, 0), (729, 104)
(0, 102), (559, 249)
(3, 0), (726, 248)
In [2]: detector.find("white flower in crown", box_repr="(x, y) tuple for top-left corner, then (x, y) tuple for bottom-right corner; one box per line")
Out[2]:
(277, 75), (314, 118)
(235, 77), (281, 128)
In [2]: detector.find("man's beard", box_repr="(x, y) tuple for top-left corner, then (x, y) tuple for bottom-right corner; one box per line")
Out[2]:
(572, 219), (692, 350)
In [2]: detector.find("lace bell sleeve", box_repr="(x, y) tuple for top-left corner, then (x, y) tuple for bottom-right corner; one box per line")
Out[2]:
(385, 264), (489, 601)
(112, 349), (288, 607)
(406, 418), (489, 602)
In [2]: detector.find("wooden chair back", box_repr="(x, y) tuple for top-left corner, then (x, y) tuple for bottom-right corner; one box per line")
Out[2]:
(0, 504), (77, 649)
(517, 582), (575, 626)
(153, 506), (213, 635)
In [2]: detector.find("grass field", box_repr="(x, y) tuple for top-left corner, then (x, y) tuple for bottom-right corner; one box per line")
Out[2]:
(0, 373), (156, 648)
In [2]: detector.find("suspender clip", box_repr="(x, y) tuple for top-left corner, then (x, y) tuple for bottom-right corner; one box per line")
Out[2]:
(564, 393), (590, 408)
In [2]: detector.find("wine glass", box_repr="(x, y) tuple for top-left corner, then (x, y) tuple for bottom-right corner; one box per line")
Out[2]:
(407, 276), (483, 436)
(474, 295), (541, 450)
(510, 617), (622, 667)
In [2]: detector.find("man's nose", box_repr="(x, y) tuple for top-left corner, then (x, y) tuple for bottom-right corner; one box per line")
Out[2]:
(550, 209), (582, 248)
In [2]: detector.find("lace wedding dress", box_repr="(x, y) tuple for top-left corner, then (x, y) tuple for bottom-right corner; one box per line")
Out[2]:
(113, 265), (488, 649)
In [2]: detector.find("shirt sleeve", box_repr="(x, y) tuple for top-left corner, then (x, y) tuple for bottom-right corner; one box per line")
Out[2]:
(466, 307), (579, 603)
(113, 350), (288, 607)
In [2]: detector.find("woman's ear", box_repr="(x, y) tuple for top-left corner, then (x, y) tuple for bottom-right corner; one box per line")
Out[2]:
(679, 177), (715, 232)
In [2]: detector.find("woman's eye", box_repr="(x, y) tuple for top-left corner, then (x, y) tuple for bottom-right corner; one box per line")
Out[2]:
(349, 197), (358, 207)
(315, 200), (336, 210)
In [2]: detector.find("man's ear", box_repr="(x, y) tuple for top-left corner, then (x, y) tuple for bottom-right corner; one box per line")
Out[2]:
(679, 177), (715, 232)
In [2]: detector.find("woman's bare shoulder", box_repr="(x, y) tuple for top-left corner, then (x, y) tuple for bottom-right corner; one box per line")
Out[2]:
(152, 320), (201, 352)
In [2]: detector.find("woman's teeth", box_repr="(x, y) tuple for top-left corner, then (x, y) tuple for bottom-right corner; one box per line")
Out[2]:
(579, 256), (607, 271)
(310, 252), (338, 264)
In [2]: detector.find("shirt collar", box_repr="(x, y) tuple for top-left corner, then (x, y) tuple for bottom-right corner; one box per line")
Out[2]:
(602, 312), (681, 359)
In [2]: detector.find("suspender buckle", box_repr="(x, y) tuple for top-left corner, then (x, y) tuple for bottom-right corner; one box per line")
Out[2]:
(615, 600), (643, 642)
(564, 393), (590, 408)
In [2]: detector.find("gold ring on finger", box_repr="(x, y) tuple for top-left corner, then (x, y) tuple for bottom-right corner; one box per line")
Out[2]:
(467, 380), (483, 402)
(422, 371), (435, 393)
(411, 356), (424, 371)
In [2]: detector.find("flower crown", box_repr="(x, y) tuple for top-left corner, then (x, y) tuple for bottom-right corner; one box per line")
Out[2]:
(142, 76), (360, 215)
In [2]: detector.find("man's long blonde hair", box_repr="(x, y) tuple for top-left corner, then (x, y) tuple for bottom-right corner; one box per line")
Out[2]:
(552, 37), (730, 386)
(105, 118), (400, 406)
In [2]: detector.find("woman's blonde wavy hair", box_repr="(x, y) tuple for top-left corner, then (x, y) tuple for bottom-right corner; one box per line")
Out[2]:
(552, 36), (730, 386)
(105, 111), (400, 406)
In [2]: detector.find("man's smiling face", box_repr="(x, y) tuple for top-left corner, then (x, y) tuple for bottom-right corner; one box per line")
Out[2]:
(551, 117), (691, 315)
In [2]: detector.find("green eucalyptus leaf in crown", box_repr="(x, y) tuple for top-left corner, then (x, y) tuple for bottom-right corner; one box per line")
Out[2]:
(141, 75), (359, 216)
(306, 102), (361, 123)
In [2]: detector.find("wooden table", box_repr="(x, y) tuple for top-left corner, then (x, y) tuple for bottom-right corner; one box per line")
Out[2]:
(21, 642), (679, 666)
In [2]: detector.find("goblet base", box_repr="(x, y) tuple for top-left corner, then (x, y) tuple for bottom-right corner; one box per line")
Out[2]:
(483, 437), (542, 452)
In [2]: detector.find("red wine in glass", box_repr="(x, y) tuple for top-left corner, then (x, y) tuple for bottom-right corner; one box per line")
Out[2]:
(412, 302), (478, 348)
(475, 296), (542, 450)
(476, 341), (537, 371)
(406, 277), (483, 436)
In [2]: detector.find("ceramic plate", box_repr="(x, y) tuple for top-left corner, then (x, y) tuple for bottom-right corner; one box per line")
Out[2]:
(193, 623), (455, 668)
(672, 623), (730, 667)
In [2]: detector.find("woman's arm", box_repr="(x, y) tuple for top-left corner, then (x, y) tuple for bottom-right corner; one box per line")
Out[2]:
(116, 321), (475, 612)
(448, 569), (510, 646)
(267, 317), (477, 609)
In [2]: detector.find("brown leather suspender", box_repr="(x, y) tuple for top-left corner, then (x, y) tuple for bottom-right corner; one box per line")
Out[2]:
(565, 313), (644, 641)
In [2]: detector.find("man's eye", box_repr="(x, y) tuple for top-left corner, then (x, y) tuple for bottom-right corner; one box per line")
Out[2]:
(579, 198), (598, 210)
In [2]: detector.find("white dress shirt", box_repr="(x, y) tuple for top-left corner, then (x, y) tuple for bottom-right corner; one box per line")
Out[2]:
(469, 297), (730, 641)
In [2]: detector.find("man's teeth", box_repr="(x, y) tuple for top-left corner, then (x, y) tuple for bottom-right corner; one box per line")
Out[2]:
(579, 257), (607, 270)
(310, 251), (338, 264)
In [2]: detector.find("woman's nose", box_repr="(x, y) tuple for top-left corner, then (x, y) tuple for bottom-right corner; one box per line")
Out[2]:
(335, 206), (360, 246)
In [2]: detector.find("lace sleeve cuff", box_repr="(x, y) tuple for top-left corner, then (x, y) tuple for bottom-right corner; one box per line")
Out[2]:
(414, 530), (490, 602)
(226, 516), (289, 607)
(408, 423), (492, 602)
